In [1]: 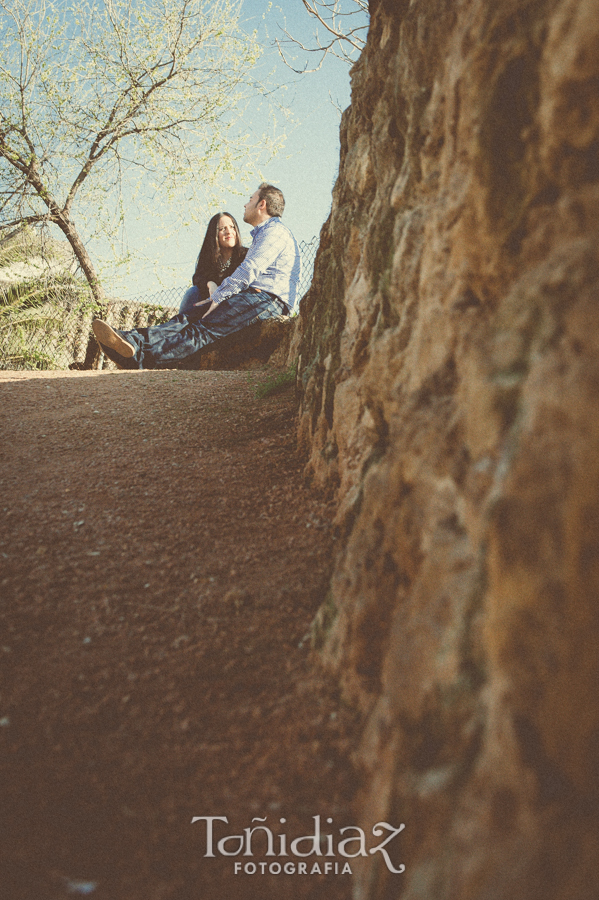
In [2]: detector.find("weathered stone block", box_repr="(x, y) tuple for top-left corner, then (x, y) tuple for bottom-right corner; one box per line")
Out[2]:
(178, 315), (297, 371)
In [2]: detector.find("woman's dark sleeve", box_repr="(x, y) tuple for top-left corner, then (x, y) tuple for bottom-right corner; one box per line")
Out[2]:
(192, 260), (213, 301)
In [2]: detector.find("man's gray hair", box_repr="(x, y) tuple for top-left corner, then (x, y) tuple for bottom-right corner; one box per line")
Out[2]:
(258, 182), (285, 217)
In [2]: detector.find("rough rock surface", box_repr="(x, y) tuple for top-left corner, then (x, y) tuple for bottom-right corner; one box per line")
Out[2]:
(179, 315), (297, 371)
(296, 1), (599, 898)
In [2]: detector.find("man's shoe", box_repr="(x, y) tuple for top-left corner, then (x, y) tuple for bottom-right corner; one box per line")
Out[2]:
(92, 320), (135, 358)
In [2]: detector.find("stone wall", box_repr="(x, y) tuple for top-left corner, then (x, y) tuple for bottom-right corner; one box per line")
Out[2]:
(296, 1), (599, 898)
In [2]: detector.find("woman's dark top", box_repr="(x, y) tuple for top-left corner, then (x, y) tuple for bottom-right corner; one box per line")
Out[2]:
(192, 247), (248, 302)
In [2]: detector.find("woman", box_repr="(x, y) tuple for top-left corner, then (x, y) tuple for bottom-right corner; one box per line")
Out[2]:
(178, 212), (247, 316)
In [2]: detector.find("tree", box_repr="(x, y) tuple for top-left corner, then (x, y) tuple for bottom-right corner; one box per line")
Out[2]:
(275, 0), (369, 73)
(0, 0), (277, 304)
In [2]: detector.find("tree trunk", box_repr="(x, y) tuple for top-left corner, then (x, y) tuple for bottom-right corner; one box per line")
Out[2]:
(54, 215), (105, 307)
(53, 214), (107, 369)
(18, 166), (107, 368)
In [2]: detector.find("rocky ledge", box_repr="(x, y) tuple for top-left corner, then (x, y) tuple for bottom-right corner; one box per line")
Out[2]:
(295, 1), (599, 898)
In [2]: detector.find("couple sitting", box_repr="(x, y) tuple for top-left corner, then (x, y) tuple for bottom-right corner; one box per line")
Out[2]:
(92, 182), (300, 369)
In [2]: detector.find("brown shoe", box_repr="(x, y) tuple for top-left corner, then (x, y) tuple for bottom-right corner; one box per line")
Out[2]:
(92, 319), (135, 358)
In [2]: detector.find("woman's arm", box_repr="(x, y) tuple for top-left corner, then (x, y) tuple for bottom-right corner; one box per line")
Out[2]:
(192, 261), (212, 301)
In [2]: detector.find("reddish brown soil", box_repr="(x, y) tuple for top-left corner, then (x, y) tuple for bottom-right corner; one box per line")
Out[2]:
(0, 369), (361, 900)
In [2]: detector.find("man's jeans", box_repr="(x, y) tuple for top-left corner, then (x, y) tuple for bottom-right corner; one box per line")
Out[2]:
(99, 289), (287, 369)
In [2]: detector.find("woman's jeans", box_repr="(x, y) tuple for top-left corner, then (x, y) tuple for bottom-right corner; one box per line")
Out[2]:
(178, 285), (201, 316)
(100, 290), (287, 370)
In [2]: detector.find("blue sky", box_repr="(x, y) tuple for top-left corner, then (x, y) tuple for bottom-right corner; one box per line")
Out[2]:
(100, 1), (364, 300)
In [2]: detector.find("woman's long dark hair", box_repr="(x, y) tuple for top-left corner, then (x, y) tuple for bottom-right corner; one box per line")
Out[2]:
(195, 211), (245, 273)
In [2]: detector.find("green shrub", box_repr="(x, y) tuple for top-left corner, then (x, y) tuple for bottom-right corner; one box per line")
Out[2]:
(254, 363), (297, 398)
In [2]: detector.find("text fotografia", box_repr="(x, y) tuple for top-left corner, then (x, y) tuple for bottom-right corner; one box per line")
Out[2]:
(190, 815), (406, 876)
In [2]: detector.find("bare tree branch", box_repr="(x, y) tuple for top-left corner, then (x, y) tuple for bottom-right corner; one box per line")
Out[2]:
(274, 0), (369, 73)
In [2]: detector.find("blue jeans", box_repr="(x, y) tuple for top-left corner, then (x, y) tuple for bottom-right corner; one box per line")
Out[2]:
(178, 285), (201, 316)
(100, 289), (287, 369)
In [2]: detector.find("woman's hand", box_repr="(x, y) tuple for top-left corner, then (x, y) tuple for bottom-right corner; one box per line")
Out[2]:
(192, 283), (219, 318)
(201, 298), (219, 319)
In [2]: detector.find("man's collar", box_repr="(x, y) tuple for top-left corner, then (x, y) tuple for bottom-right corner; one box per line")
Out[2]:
(250, 216), (274, 237)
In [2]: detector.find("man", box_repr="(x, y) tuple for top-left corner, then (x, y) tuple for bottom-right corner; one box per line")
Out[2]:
(92, 183), (300, 369)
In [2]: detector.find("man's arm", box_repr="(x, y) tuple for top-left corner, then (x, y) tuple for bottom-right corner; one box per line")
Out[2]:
(206, 220), (281, 307)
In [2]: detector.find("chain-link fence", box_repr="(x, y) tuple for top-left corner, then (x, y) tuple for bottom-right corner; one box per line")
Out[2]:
(0, 237), (318, 371)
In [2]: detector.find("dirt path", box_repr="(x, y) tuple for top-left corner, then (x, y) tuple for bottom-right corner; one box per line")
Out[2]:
(0, 369), (360, 900)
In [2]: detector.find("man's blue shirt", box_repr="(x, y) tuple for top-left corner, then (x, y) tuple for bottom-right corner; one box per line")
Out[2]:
(209, 216), (301, 314)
